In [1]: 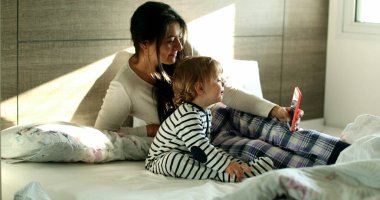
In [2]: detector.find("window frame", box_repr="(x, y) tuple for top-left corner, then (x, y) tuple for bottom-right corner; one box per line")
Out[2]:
(343, 0), (380, 34)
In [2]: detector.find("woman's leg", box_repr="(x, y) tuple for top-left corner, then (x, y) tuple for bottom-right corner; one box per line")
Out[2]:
(211, 106), (349, 168)
(212, 130), (321, 168)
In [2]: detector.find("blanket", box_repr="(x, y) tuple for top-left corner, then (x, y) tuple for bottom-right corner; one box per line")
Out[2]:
(215, 159), (380, 200)
(216, 114), (380, 200)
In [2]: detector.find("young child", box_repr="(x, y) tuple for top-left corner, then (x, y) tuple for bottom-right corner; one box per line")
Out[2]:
(145, 56), (274, 182)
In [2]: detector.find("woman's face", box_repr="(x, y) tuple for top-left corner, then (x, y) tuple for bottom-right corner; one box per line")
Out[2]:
(159, 22), (183, 65)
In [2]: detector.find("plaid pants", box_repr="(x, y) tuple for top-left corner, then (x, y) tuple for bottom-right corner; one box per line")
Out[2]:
(210, 105), (340, 168)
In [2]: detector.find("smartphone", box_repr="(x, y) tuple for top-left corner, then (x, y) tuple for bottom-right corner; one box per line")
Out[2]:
(288, 87), (302, 132)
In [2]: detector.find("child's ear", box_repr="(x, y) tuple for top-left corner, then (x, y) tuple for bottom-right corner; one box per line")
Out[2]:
(194, 82), (205, 95)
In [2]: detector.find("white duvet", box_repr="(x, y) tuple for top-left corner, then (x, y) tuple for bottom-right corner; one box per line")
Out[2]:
(217, 114), (380, 200)
(216, 159), (380, 200)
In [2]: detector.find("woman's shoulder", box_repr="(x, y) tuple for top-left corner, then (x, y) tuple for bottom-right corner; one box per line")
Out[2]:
(112, 63), (148, 89)
(113, 51), (131, 64)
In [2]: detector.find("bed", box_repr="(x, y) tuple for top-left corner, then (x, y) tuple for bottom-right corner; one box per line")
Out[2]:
(2, 60), (380, 200)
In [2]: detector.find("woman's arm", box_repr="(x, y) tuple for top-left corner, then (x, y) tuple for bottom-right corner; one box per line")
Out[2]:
(95, 81), (131, 131)
(222, 85), (277, 117)
(222, 85), (304, 129)
(95, 81), (148, 137)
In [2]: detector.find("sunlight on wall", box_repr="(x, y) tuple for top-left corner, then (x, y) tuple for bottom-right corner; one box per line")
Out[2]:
(1, 53), (117, 125)
(220, 60), (263, 98)
(188, 4), (257, 95)
(187, 4), (235, 61)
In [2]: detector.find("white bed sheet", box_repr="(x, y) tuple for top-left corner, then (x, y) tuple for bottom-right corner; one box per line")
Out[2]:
(1, 160), (240, 200)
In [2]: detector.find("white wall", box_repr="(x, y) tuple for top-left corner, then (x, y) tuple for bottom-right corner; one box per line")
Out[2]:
(325, 0), (380, 128)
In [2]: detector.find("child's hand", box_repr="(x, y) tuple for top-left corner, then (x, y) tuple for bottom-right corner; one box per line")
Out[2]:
(225, 161), (248, 182)
(225, 162), (242, 181)
(240, 163), (252, 174)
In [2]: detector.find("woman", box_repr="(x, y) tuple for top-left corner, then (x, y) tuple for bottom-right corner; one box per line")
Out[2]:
(95, 1), (349, 168)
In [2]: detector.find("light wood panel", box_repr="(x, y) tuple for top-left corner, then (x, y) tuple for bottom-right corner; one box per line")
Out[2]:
(18, 0), (142, 41)
(19, 0), (285, 41)
(282, 0), (328, 119)
(233, 0), (284, 36)
(164, 0), (284, 36)
(233, 36), (283, 103)
(1, 0), (17, 129)
(17, 40), (131, 125)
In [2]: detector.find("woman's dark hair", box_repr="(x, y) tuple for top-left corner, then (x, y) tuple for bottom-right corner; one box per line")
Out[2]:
(130, 1), (188, 123)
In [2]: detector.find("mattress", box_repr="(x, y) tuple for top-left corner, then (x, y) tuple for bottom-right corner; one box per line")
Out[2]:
(3, 158), (380, 200)
(2, 160), (240, 200)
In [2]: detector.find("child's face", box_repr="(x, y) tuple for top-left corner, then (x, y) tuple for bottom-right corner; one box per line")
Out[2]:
(203, 73), (225, 106)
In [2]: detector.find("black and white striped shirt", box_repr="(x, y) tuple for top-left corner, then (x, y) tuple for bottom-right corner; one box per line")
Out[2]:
(145, 102), (232, 173)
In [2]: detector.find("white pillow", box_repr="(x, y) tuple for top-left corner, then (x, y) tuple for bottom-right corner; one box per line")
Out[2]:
(220, 59), (263, 98)
(340, 114), (380, 144)
(336, 133), (380, 164)
(1, 122), (152, 163)
(337, 114), (380, 164)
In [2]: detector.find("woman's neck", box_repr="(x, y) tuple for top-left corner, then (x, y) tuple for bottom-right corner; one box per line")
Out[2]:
(129, 55), (156, 85)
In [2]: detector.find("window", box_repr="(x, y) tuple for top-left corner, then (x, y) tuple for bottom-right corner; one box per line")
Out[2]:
(343, 0), (380, 34)
(355, 0), (380, 23)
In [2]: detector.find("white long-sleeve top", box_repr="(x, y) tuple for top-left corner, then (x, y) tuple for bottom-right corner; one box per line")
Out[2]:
(95, 55), (276, 137)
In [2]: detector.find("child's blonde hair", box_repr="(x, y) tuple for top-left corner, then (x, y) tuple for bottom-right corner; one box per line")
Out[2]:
(172, 56), (223, 106)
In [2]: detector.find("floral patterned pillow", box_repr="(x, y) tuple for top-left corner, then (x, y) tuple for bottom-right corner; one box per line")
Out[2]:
(1, 122), (152, 163)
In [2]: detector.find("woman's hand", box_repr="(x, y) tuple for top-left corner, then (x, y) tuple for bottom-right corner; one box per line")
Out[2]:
(270, 105), (304, 131)
(146, 124), (160, 137)
(270, 105), (291, 122)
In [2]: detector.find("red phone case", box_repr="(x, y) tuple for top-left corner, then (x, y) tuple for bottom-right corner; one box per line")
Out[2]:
(289, 87), (302, 132)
